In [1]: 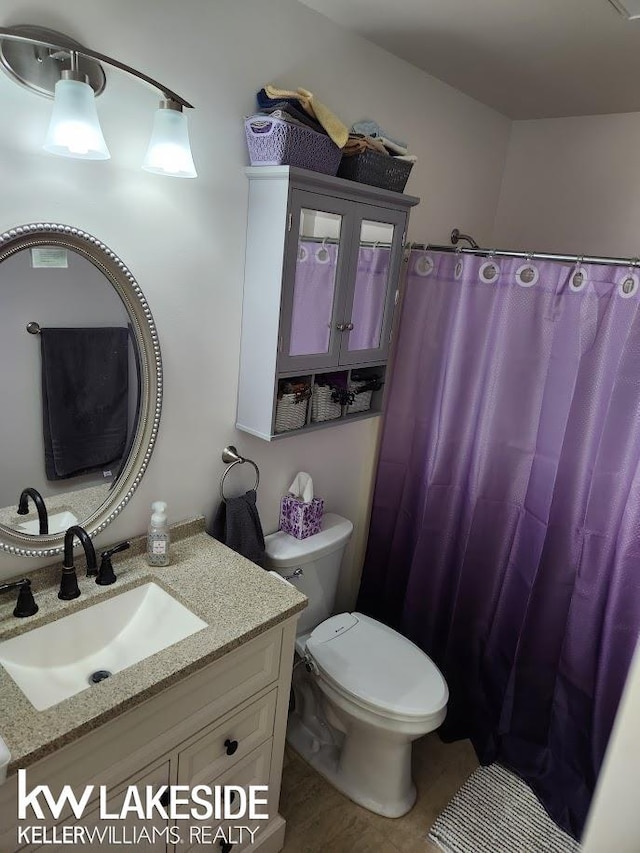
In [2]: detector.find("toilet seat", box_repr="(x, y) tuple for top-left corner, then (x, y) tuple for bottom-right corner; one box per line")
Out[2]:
(305, 613), (448, 722)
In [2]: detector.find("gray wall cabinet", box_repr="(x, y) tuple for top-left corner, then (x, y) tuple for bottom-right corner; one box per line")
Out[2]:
(237, 166), (419, 441)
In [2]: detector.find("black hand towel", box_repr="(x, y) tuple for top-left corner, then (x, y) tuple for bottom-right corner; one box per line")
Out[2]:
(40, 327), (129, 480)
(207, 489), (266, 568)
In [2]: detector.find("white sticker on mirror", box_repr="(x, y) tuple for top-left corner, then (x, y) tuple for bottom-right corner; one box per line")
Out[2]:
(31, 247), (68, 268)
(479, 261), (500, 283)
(515, 263), (539, 288)
(415, 254), (435, 277)
(619, 273), (639, 299)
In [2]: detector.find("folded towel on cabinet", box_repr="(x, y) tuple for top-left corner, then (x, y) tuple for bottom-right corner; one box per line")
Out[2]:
(262, 85), (349, 147)
(351, 119), (407, 149)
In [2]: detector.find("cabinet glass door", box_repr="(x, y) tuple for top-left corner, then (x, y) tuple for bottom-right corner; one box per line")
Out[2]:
(347, 221), (395, 352)
(289, 208), (342, 356)
(339, 207), (407, 365)
(279, 192), (353, 372)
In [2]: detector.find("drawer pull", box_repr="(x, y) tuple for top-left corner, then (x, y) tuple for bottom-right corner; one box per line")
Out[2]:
(224, 738), (239, 756)
(220, 842), (232, 853)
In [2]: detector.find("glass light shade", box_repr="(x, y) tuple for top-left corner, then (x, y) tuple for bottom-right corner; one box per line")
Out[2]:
(43, 78), (110, 160)
(142, 107), (197, 178)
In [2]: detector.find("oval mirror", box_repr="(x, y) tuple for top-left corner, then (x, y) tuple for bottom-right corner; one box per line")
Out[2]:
(0, 223), (162, 557)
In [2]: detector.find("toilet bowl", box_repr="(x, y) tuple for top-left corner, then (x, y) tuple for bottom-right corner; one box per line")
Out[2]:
(265, 513), (448, 818)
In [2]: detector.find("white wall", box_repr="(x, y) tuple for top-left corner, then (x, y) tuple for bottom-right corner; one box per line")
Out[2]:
(0, 0), (510, 605)
(493, 112), (640, 255)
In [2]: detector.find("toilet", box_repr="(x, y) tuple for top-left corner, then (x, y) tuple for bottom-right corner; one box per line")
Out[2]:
(265, 513), (448, 818)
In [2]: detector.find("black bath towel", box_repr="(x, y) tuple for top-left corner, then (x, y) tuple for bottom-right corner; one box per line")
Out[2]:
(207, 489), (266, 568)
(40, 327), (129, 480)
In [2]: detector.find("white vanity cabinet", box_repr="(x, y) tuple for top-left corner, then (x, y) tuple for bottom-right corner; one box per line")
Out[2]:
(0, 618), (298, 853)
(237, 166), (419, 440)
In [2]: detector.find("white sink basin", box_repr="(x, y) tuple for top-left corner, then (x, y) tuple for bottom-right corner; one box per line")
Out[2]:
(18, 510), (78, 535)
(0, 583), (207, 710)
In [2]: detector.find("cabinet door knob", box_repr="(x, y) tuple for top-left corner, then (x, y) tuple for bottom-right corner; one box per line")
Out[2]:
(224, 738), (239, 756)
(345, 322), (354, 331)
(336, 323), (347, 331)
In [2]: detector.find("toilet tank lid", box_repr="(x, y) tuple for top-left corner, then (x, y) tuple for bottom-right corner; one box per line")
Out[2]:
(264, 513), (353, 568)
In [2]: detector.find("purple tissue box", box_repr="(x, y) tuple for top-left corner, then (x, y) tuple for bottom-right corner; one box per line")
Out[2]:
(279, 495), (324, 540)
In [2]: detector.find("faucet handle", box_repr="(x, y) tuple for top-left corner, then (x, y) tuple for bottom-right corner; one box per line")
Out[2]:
(0, 578), (39, 617)
(96, 541), (130, 586)
(14, 580), (38, 618)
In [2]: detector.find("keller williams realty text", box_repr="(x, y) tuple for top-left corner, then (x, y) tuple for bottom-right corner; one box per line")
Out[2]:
(17, 825), (260, 847)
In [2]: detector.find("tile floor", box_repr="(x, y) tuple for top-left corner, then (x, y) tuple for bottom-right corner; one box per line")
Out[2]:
(279, 733), (478, 853)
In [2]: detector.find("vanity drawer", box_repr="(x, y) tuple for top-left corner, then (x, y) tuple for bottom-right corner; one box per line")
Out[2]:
(178, 689), (277, 788)
(177, 739), (273, 853)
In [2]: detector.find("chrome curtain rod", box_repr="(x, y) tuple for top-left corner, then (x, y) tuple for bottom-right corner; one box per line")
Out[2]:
(409, 243), (640, 270)
(405, 227), (640, 269)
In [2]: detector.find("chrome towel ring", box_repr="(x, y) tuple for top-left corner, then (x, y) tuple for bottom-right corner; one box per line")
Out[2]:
(220, 445), (260, 502)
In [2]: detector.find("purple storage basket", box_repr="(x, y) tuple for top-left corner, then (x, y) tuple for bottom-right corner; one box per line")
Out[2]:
(245, 115), (342, 176)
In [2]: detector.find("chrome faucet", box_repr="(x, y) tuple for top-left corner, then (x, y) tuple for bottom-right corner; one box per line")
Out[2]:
(16, 487), (49, 535)
(59, 526), (97, 601)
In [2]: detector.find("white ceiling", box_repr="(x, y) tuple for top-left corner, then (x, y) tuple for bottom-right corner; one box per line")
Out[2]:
(299, 0), (640, 119)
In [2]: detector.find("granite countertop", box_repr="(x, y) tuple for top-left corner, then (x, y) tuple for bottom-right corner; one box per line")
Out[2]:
(0, 518), (307, 775)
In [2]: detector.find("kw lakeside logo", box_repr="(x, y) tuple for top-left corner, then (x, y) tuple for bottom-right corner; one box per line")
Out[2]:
(16, 770), (269, 847)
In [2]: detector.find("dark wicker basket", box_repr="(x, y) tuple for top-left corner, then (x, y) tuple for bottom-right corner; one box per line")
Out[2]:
(337, 150), (413, 193)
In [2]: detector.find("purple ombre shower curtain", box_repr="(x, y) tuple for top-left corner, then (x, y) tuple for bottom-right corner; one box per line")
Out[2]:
(358, 249), (640, 838)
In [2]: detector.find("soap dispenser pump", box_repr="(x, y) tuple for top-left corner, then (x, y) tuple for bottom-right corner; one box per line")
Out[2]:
(147, 501), (170, 567)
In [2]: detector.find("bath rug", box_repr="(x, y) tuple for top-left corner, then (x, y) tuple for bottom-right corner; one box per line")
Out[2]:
(428, 763), (581, 853)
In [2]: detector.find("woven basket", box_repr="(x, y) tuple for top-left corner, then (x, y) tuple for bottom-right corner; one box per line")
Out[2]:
(245, 116), (342, 176)
(337, 150), (413, 193)
(311, 384), (343, 422)
(275, 392), (309, 433)
(346, 380), (374, 414)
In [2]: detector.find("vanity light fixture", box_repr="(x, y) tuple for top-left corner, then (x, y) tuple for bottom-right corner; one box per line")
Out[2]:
(0, 24), (196, 177)
(43, 53), (110, 160)
(142, 99), (197, 178)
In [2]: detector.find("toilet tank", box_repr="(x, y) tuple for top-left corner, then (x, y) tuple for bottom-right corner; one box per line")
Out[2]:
(265, 513), (353, 636)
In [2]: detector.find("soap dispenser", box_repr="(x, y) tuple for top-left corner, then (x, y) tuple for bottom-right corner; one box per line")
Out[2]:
(147, 501), (170, 567)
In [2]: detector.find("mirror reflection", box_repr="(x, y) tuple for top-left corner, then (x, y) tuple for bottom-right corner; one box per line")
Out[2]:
(0, 246), (140, 536)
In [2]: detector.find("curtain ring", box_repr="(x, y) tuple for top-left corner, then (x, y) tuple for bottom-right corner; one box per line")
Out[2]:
(317, 237), (330, 263)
